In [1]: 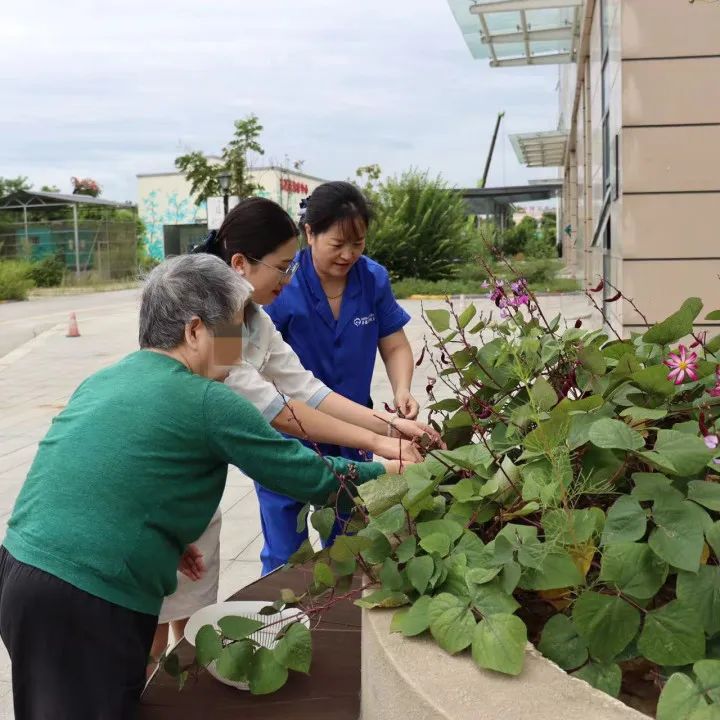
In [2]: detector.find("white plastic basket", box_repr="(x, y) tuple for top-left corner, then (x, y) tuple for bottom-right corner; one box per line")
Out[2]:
(185, 600), (310, 690)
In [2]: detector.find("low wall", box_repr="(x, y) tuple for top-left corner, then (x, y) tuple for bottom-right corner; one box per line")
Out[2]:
(361, 608), (649, 720)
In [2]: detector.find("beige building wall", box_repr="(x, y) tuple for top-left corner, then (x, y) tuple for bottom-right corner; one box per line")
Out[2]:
(563, 0), (720, 336)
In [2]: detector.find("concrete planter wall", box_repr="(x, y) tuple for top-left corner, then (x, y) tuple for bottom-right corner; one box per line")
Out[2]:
(361, 608), (649, 720)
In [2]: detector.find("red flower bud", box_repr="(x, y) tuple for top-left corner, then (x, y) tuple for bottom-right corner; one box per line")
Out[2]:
(574, 318), (583, 329)
(589, 279), (604, 293)
(415, 346), (426, 367)
(605, 291), (622, 303)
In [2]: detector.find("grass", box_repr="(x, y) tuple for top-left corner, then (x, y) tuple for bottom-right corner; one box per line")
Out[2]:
(0, 260), (35, 301)
(29, 278), (140, 297)
(392, 273), (581, 299)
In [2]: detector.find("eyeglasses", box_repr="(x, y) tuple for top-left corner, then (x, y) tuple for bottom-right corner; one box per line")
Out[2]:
(248, 257), (299, 282)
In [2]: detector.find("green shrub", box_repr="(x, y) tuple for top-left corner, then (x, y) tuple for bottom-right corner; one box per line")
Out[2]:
(524, 234), (558, 259)
(0, 260), (34, 300)
(366, 170), (472, 281)
(501, 215), (537, 256)
(27, 252), (65, 287)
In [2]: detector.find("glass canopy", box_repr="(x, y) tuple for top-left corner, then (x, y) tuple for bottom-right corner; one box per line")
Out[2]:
(510, 130), (569, 167)
(446, 0), (583, 67)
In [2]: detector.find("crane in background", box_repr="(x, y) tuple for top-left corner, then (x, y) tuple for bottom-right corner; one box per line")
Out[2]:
(479, 111), (505, 189)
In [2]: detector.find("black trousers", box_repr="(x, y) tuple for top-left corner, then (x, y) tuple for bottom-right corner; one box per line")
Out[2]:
(0, 546), (157, 720)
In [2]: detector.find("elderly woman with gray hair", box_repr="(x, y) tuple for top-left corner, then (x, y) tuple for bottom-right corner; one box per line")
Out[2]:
(0, 254), (399, 720)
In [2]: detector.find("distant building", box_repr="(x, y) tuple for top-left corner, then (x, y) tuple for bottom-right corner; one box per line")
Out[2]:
(447, 0), (720, 336)
(136, 165), (328, 259)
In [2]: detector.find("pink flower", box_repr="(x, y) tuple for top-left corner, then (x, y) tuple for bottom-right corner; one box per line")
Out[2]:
(664, 345), (699, 385)
(705, 434), (719, 450)
(481, 280), (489, 289)
(710, 386), (720, 398)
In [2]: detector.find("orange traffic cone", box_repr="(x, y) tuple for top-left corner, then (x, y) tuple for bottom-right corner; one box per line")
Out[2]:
(66, 312), (80, 338)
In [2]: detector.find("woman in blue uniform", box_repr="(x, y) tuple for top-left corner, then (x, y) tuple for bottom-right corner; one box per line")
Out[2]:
(263, 181), (420, 571)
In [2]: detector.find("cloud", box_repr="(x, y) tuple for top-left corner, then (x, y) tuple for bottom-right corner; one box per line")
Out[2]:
(0, 0), (558, 201)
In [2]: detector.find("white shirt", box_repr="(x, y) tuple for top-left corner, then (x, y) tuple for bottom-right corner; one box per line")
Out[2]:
(225, 302), (332, 421)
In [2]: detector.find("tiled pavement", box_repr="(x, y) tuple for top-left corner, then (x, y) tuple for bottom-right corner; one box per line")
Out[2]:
(0, 288), (593, 715)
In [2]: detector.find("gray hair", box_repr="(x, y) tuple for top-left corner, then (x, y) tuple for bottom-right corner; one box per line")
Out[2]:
(139, 254), (251, 349)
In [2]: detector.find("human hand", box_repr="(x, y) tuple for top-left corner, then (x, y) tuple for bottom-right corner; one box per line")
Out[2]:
(178, 544), (206, 582)
(391, 417), (446, 449)
(379, 458), (416, 475)
(393, 389), (419, 420)
(371, 434), (423, 462)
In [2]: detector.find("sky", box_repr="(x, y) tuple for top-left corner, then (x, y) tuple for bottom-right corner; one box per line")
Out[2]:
(0, 0), (559, 203)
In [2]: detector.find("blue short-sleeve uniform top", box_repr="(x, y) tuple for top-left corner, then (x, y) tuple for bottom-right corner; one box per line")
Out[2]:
(266, 249), (410, 460)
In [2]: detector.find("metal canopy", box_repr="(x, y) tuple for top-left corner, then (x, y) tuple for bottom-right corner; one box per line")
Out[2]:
(447, 0), (582, 67)
(460, 181), (561, 216)
(510, 130), (568, 167)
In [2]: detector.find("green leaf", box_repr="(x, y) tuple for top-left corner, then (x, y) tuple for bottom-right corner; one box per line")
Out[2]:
(500, 561), (522, 594)
(329, 535), (371, 563)
(395, 536), (417, 563)
(379, 558), (404, 591)
(295, 503), (311, 533)
(643, 297), (703, 345)
(572, 591), (640, 663)
(707, 522), (720, 560)
(394, 595), (433, 637)
(631, 472), (683, 504)
(359, 474), (408, 516)
(428, 593), (476, 655)
(419, 532), (451, 557)
(426, 309), (451, 332)
(649, 499), (705, 572)
(694, 660), (720, 704)
(288, 538), (315, 565)
(313, 562), (335, 589)
(637, 600), (705, 666)
(309, 508), (336, 542)
(518, 549), (584, 591)
(571, 661), (622, 698)
(162, 651), (180, 677)
(371, 504), (407, 535)
(630, 365), (677, 398)
(472, 613), (527, 676)
(466, 566), (502, 586)
(706, 310), (720, 321)
(542, 508), (604, 546)
(248, 647), (288, 695)
(355, 588), (409, 609)
(416, 519), (464, 543)
(689, 481), (720, 512)
(274, 622), (312, 674)
(599, 542), (668, 599)
(601, 496), (647, 545)
(218, 615), (266, 641)
(530, 376), (557, 411)
(407, 555), (435, 594)
(588, 418), (645, 451)
(358, 527), (392, 565)
(578, 345), (607, 375)
(458, 303), (477, 329)
(653, 429), (714, 477)
(215, 640), (254, 682)
(537, 614), (588, 671)
(195, 624), (223, 667)
(657, 672), (708, 720)
(620, 406), (668, 422)
(677, 566), (720, 636)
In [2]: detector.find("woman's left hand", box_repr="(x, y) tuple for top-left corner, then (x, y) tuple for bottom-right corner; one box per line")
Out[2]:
(178, 544), (206, 582)
(394, 389), (420, 420)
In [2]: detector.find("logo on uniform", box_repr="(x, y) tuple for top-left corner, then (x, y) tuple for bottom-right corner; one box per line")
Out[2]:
(353, 313), (376, 327)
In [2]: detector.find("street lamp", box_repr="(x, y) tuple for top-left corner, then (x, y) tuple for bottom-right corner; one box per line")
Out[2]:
(217, 170), (231, 217)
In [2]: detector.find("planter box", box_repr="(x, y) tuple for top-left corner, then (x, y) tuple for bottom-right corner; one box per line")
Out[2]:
(361, 608), (649, 720)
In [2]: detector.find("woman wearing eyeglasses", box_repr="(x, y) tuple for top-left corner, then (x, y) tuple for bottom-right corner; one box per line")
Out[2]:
(150, 197), (437, 667)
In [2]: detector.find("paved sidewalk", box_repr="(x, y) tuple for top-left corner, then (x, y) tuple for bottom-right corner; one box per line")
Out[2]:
(0, 289), (593, 716)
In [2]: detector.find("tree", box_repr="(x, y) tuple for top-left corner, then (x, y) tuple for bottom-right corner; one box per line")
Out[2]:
(355, 164), (382, 199)
(539, 211), (557, 245)
(365, 170), (472, 281)
(0, 176), (31, 197)
(501, 215), (537, 256)
(40, 185), (60, 193)
(175, 114), (265, 205)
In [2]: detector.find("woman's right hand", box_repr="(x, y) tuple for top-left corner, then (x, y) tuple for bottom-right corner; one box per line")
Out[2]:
(379, 458), (416, 475)
(371, 435), (423, 463)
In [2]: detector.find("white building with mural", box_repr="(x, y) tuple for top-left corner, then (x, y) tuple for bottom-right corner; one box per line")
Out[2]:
(137, 164), (328, 259)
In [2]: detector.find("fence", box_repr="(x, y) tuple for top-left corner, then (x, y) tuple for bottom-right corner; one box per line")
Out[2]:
(0, 220), (138, 280)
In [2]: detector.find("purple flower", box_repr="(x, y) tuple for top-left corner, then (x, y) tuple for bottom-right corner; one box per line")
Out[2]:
(511, 278), (527, 294)
(481, 280), (489, 289)
(705, 434), (719, 450)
